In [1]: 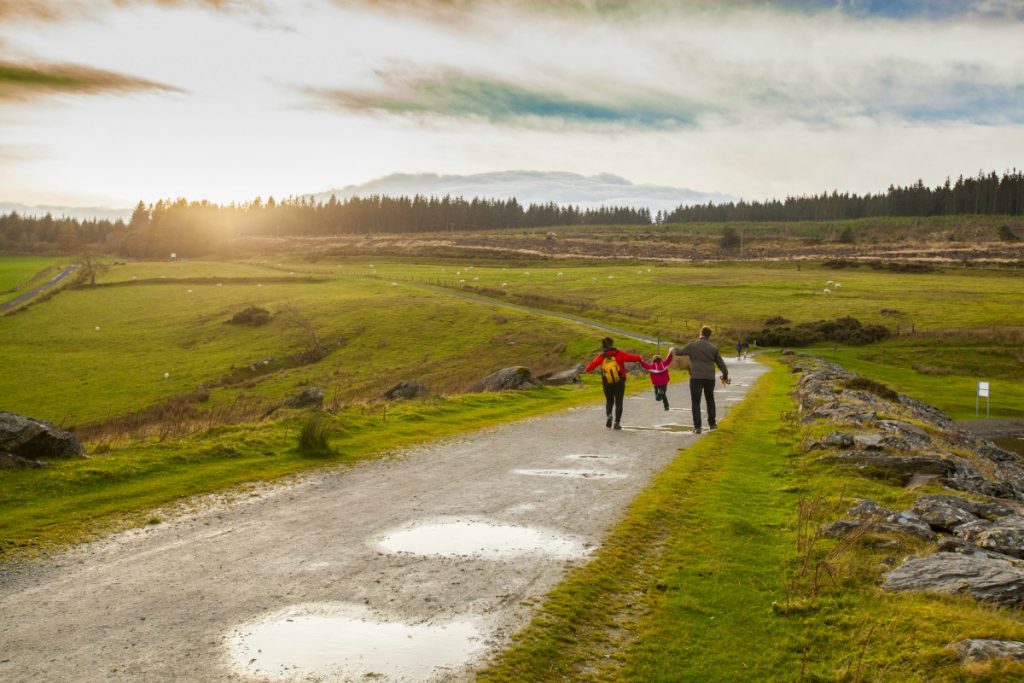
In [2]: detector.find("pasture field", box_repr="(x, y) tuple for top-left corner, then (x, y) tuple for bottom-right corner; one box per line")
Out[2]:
(341, 259), (1024, 340)
(339, 258), (1024, 419)
(0, 255), (63, 301)
(0, 262), (598, 426)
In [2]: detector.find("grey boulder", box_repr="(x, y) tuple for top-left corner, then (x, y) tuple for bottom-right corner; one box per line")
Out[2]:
(538, 365), (583, 386)
(284, 387), (325, 408)
(0, 411), (86, 461)
(470, 367), (541, 392)
(382, 380), (430, 400)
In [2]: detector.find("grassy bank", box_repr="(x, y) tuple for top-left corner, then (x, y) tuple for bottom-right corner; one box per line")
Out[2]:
(479, 360), (1024, 681)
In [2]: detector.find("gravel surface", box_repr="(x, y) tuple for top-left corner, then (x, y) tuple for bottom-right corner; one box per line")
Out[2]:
(0, 358), (765, 682)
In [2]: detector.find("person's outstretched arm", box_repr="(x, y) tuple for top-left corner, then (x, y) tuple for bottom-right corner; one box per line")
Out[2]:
(583, 353), (604, 373)
(715, 350), (729, 379)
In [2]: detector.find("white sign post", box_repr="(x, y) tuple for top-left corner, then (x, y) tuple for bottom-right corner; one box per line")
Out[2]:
(977, 381), (990, 417)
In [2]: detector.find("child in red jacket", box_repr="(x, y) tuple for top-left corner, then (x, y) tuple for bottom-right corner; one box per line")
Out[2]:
(639, 348), (674, 411)
(584, 337), (643, 430)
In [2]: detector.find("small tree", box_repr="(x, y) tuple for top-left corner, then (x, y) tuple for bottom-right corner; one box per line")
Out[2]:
(278, 304), (326, 362)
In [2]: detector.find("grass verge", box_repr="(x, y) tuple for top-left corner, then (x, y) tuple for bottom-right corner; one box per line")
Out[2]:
(478, 359), (1024, 682)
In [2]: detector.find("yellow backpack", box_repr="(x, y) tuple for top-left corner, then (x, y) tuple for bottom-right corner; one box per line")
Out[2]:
(601, 354), (623, 384)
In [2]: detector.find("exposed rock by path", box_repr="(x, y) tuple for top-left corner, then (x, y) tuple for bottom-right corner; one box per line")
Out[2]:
(951, 639), (1024, 664)
(792, 356), (1024, 500)
(820, 499), (935, 541)
(882, 553), (1024, 607)
(954, 517), (1024, 560)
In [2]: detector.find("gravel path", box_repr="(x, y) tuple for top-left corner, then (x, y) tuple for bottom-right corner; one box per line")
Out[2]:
(0, 358), (766, 682)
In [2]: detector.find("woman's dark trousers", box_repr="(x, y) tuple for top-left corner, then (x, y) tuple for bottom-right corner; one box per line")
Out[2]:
(603, 380), (626, 424)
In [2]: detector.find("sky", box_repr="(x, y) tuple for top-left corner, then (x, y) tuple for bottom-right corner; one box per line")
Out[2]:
(1, 0), (1023, 209)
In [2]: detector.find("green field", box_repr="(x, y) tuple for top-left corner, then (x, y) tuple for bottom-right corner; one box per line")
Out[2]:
(0, 256), (63, 302)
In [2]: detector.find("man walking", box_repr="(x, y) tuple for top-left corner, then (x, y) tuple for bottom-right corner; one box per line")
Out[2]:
(677, 326), (729, 433)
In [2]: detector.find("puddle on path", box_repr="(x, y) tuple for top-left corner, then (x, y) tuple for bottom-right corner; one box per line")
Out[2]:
(514, 468), (625, 480)
(563, 453), (619, 461)
(377, 519), (587, 559)
(229, 603), (484, 682)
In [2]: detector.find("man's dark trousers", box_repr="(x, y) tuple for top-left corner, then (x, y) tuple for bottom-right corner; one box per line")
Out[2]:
(689, 378), (717, 430)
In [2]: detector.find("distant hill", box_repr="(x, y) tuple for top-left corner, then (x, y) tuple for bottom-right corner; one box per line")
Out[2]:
(312, 171), (733, 214)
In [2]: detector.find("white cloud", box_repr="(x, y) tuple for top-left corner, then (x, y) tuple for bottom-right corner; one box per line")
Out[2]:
(1, 0), (1022, 205)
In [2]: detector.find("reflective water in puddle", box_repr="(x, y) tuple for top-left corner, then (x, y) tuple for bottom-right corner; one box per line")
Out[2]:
(514, 468), (625, 480)
(377, 519), (587, 559)
(229, 603), (484, 682)
(563, 453), (618, 461)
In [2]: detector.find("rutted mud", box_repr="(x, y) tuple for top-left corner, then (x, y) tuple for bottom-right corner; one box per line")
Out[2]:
(376, 518), (589, 559)
(229, 603), (486, 682)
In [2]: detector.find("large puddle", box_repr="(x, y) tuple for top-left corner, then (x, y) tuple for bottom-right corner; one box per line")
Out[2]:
(229, 603), (484, 682)
(376, 518), (587, 559)
(513, 468), (626, 479)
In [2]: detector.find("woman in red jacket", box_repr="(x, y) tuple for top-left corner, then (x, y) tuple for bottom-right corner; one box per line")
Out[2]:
(584, 337), (643, 430)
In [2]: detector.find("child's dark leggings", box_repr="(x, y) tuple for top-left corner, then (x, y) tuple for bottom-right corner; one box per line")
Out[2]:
(654, 384), (668, 407)
(603, 380), (626, 423)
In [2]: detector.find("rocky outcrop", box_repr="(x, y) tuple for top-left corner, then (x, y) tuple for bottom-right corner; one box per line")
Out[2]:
(284, 387), (324, 409)
(792, 356), (1024, 615)
(882, 553), (1024, 607)
(0, 411), (86, 465)
(382, 380), (430, 400)
(469, 366), (541, 392)
(950, 639), (1024, 664)
(821, 499), (936, 541)
(793, 357), (1024, 500)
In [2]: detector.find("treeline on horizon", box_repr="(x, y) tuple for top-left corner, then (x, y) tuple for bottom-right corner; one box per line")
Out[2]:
(0, 169), (1021, 257)
(662, 169), (1024, 222)
(0, 196), (651, 257)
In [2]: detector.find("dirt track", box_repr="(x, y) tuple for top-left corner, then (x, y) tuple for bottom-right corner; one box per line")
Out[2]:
(0, 358), (765, 682)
